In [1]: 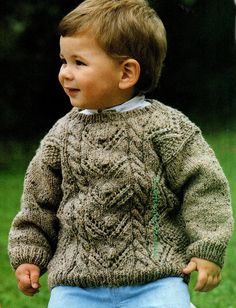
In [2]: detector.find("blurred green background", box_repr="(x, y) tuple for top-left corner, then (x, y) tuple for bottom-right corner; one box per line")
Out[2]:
(0, 0), (235, 307)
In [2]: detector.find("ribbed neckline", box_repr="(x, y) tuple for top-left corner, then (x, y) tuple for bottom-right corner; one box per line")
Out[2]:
(70, 100), (160, 124)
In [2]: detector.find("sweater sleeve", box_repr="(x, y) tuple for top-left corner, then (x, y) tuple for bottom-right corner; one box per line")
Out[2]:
(165, 129), (233, 267)
(8, 120), (64, 273)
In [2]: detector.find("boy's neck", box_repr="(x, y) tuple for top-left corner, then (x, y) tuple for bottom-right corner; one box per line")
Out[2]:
(100, 89), (137, 110)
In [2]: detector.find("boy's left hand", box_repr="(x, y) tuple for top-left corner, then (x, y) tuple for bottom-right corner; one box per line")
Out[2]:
(183, 257), (221, 292)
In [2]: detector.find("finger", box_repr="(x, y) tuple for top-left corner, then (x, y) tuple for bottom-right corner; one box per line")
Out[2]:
(200, 275), (214, 292)
(18, 281), (39, 296)
(17, 273), (31, 288)
(212, 274), (221, 289)
(217, 273), (222, 285)
(30, 270), (40, 289)
(197, 271), (222, 292)
(21, 288), (40, 297)
(203, 274), (221, 292)
(194, 271), (208, 291)
(183, 261), (197, 274)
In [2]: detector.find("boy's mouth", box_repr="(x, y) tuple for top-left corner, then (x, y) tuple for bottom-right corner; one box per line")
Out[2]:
(64, 87), (80, 97)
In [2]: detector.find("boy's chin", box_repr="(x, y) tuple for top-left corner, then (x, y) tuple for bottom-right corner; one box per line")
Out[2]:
(69, 99), (99, 110)
(69, 99), (83, 108)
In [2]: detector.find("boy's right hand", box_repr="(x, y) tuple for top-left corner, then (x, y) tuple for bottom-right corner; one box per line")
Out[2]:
(15, 263), (41, 296)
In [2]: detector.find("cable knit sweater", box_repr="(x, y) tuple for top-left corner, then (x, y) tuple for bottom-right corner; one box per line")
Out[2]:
(8, 100), (233, 289)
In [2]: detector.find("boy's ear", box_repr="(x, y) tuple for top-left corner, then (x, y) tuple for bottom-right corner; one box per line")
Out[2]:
(119, 59), (140, 90)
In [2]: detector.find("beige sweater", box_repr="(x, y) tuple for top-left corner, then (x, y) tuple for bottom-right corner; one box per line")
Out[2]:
(8, 100), (233, 289)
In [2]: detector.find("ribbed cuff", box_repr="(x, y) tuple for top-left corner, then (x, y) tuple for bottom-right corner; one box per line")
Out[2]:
(9, 246), (51, 273)
(186, 242), (226, 267)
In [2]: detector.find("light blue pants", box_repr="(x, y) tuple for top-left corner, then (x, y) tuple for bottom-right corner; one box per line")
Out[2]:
(48, 277), (190, 308)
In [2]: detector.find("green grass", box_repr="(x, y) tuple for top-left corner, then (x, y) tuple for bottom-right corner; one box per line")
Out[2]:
(0, 131), (235, 308)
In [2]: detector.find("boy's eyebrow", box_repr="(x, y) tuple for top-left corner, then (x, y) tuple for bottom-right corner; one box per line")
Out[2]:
(59, 53), (87, 61)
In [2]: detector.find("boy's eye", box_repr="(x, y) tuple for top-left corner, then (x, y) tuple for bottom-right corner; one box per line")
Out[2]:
(75, 60), (85, 66)
(60, 58), (66, 65)
(59, 58), (85, 66)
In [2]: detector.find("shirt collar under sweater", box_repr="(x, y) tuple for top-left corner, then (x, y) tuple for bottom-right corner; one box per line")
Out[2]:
(79, 95), (150, 115)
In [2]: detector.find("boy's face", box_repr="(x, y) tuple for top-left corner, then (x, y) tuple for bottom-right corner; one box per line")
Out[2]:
(59, 32), (126, 109)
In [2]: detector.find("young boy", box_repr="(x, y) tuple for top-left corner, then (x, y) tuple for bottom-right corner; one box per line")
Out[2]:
(8, 0), (233, 307)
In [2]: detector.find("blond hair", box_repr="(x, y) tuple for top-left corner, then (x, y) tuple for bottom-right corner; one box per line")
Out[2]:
(58, 0), (167, 93)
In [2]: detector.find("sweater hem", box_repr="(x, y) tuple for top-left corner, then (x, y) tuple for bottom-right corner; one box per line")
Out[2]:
(48, 267), (188, 290)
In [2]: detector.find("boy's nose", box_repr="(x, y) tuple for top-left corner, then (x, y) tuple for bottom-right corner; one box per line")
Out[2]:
(59, 66), (74, 80)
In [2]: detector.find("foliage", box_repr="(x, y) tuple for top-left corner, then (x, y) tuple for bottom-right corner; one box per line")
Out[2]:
(179, 0), (197, 6)
(154, 0), (236, 121)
